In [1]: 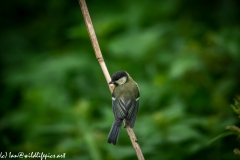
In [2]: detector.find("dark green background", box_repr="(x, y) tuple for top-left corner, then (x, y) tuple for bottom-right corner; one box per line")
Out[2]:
(1, 0), (240, 159)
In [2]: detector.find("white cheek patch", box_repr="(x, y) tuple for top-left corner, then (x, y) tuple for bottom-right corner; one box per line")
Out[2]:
(116, 77), (127, 85)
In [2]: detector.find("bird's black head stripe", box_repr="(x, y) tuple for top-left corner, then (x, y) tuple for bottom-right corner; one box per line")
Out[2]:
(111, 71), (128, 82)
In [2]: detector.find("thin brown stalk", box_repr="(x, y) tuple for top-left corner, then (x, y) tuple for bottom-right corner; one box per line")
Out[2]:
(78, 0), (145, 159)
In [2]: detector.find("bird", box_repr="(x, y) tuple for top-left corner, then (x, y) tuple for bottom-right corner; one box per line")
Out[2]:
(107, 70), (140, 145)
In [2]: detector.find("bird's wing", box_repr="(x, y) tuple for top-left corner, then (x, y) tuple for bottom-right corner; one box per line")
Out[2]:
(126, 97), (139, 128)
(112, 96), (139, 128)
(112, 97), (128, 122)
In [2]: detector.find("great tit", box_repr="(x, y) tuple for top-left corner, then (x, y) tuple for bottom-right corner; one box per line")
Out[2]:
(107, 70), (140, 145)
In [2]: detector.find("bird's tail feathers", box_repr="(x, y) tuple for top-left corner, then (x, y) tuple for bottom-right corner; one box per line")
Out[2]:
(107, 121), (122, 145)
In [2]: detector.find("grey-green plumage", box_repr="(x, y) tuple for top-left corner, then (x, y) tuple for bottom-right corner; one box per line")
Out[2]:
(107, 71), (140, 145)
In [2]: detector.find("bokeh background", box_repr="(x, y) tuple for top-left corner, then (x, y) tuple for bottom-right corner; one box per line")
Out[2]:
(1, 0), (240, 159)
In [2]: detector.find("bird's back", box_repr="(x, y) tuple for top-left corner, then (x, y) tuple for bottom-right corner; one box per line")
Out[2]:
(113, 77), (139, 101)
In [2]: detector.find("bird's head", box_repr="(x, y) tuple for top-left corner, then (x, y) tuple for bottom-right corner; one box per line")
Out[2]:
(109, 71), (129, 86)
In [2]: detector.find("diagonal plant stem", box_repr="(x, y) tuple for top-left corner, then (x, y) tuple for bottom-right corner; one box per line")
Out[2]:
(78, 0), (145, 159)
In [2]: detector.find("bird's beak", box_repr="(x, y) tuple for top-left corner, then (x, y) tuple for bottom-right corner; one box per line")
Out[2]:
(109, 81), (113, 84)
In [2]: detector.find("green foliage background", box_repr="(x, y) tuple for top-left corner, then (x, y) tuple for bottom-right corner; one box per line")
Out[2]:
(1, 0), (240, 159)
